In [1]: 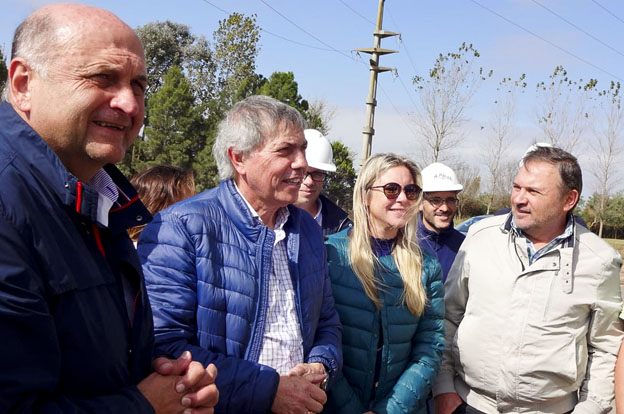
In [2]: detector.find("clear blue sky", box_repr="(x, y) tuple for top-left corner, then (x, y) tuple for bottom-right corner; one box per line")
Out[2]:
(3, 0), (624, 195)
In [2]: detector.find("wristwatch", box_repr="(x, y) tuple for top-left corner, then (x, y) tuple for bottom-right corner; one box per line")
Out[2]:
(320, 364), (329, 391)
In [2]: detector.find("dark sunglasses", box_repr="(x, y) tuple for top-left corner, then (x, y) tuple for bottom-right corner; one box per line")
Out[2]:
(304, 171), (327, 183)
(370, 182), (422, 200)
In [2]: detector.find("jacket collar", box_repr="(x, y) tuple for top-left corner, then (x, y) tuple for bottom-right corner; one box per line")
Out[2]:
(503, 212), (576, 249)
(218, 179), (302, 242)
(0, 102), (150, 233)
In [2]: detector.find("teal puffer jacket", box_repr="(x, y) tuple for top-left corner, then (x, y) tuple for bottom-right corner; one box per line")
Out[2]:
(324, 229), (445, 414)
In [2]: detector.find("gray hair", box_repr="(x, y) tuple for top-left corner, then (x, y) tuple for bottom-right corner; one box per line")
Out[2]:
(213, 95), (306, 180)
(522, 145), (583, 198)
(2, 11), (68, 101)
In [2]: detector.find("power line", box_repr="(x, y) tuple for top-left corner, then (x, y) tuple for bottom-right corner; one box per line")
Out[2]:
(200, 0), (416, 143)
(378, 84), (419, 139)
(259, 0), (358, 62)
(530, 0), (624, 59)
(198, 0), (229, 15)
(469, 0), (624, 82)
(591, 0), (624, 25)
(336, 1), (421, 149)
(395, 70), (419, 109)
(261, 28), (348, 52)
(198, 0), (347, 52)
(337, 0), (376, 26)
(386, 9), (420, 76)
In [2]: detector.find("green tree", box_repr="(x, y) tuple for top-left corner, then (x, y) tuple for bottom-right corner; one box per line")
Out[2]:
(324, 141), (356, 213)
(257, 72), (309, 112)
(0, 48), (7, 94)
(213, 13), (260, 111)
(135, 20), (214, 103)
(136, 66), (207, 174)
(257, 71), (336, 133)
(123, 15), (261, 181)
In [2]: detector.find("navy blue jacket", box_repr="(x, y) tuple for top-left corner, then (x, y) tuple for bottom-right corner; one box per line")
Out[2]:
(319, 193), (352, 236)
(139, 179), (343, 414)
(324, 229), (445, 414)
(418, 215), (465, 282)
(0, 103), (155, 413)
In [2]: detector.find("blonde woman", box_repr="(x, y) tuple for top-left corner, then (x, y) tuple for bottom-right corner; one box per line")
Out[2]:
(324, 153), (445, 414)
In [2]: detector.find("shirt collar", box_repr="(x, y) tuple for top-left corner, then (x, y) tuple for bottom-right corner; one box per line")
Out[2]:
(233, 181), (289, 228)
(511, 214), (575, 263)
(86, 168), (119, 227)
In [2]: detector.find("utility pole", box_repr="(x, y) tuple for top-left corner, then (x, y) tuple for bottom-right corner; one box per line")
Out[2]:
(355, 0), (398, 166)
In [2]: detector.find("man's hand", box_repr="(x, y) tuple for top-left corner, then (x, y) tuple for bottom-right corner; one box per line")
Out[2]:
(434, 392), (462, 414)
(288, 362), (327, 386)
(141, 351), (219, 414)
(271, 374), (327, 414)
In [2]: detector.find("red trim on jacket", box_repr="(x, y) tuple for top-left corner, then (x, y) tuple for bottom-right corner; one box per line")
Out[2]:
(110, 195), (140, 213)
(92, 224), (106, 257)
(75, 181), (82, 213)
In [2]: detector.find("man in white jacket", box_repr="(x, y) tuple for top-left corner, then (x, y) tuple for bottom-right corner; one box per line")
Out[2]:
(434, 145), (623, 414)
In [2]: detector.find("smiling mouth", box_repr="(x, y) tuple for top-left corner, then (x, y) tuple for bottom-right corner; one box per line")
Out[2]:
(94, 121), (125, 131)
(284, 178), (302, 185)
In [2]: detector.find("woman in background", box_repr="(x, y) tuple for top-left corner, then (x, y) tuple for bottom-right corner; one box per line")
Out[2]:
(128, 165), (195, 243)
(324, 153), (445, 414)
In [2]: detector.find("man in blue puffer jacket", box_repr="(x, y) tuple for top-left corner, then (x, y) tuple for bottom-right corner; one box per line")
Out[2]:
(139, 95), (343, 414)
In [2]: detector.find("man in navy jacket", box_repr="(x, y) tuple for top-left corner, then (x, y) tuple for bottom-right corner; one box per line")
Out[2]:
(418, 162), (465, 282)
(0, 4), (217, 413)
(295, 129), (352, 236)
(139, 96), (342, 414)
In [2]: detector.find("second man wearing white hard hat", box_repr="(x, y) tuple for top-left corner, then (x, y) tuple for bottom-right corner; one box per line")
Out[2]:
(295, 129), (352, 236)
(418, 162), (465, 282)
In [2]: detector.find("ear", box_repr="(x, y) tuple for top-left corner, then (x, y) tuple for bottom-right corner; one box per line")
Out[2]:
(8, 58), (35, 113)
(227, 147), (247, 177)
(562, 189), (579, 214)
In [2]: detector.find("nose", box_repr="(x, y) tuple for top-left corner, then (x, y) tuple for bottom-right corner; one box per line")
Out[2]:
(302, 172), (315, 186)
(292, 148), (308, 172)
(110, 85), (142, 117)
(395, 187), (409, 203)
(437, 202), (450, 212)
(511, 188), (526, 205)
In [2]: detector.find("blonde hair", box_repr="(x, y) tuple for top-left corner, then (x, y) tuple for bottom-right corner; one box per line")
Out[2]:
(348, 153), (426, 315)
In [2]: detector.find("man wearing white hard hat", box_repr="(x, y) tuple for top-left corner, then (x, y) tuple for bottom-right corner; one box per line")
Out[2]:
(296, 129), (352, 236)
(418, 162), (465, 282)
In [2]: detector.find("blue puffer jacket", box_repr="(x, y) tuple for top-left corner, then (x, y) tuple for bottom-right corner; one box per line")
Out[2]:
(324, 229), (445, 414)
(138, 179), (342, 414)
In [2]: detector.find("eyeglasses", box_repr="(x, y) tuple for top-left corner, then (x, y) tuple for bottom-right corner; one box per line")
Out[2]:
(304, 171), (327, 183)
(370, 182), (422, 200)
(423, 196), (459, 208)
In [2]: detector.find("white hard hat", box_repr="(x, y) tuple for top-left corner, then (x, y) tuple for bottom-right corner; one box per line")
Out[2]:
(304, 129), (336, 172)
(421, 162), (463, 192)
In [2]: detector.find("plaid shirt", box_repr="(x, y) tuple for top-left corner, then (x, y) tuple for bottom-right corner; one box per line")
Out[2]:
(235, 185), (304, 374)
(512, 215), (575, 265)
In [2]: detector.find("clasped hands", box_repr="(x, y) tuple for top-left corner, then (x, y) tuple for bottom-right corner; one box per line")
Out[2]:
(271, 362), (328, 414)
(139, 350), (219, 414)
